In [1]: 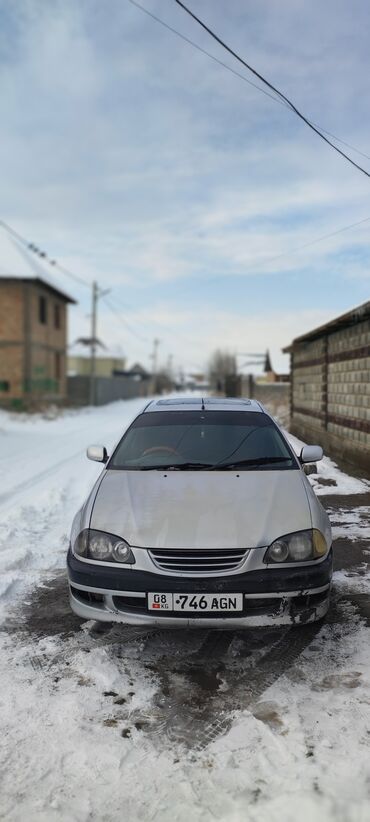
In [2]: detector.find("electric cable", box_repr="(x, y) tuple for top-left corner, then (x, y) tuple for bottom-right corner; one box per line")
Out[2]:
(203, 215), (370, 284)
(102, 295), (149, 342)
(0, 219), (91, 288)
(128, 0), (290, 110)
(173, 0), (370, 177)
(129, 0), (370, 162)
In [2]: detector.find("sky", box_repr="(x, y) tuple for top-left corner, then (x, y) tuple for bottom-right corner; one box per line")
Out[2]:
(0, 0), (370, 375)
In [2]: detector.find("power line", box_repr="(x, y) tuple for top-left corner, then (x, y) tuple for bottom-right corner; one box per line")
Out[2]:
(257, 215), (370, 269)
(318, 127), (370, 164)
(0, 217), (192, 348)
(128, 0), (290, 110)
(0, 219), (91, 288)
(205, 215), (370, 284)
(112, 292), (195, 347)
(173, 0), (370, 178)
(129, 0), (370, 163)
(102, 295), (149, 343)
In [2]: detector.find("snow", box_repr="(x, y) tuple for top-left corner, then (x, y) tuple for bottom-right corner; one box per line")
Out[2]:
(0, 399), (147, 614)
(287, 431), (370, 496)
(0, 399), (369, 821)
(329, 506), (370, 541)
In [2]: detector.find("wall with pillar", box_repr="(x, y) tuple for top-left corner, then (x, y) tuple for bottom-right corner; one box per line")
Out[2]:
(289, 315), (370, 471)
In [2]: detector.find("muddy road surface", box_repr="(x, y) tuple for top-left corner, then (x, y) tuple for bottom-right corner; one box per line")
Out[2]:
(4, 492), (370, 757)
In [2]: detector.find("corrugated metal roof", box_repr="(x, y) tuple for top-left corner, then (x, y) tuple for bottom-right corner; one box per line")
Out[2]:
(282, 300), (370, 352)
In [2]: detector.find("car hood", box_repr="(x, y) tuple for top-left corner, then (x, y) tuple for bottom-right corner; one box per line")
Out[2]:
(90, 469), (313, 550)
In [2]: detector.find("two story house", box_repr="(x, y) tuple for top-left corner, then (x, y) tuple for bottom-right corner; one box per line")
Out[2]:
(0, 231), (76, 408)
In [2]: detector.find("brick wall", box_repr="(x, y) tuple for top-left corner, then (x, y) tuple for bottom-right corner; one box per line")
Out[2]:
(290, 317), (370, 471)
(0, 280), (69, 407)
(291, 338), (326, 433)
(0, 282), (24, 401)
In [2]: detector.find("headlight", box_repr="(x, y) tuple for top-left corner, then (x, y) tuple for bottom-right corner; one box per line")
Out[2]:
(264, 529), (329, 564)
(73, 529), (135, 564)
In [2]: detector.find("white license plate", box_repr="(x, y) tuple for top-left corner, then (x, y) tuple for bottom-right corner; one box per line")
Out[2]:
(147, 593), (243, 612)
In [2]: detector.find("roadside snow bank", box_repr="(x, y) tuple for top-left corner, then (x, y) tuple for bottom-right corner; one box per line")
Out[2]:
(0, 398), (154, 618)
(286, 432), (370, 496)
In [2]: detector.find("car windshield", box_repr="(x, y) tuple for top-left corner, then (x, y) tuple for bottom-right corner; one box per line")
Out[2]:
(109, 410), (298, 470)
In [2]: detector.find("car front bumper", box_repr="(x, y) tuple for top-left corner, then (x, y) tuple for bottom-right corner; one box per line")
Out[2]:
(67, 548), (332, 627)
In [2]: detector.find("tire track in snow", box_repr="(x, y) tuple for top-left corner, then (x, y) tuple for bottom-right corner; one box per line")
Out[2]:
(0, 447), (86, 512)
(140, 623), (323, 750)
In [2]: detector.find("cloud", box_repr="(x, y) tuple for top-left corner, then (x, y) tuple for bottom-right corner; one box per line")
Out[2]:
(74, 299), (341, 376)
(0, 0), (369, 373)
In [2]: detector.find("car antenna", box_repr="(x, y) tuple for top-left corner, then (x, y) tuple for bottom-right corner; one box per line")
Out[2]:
(201, 397), (205, 410)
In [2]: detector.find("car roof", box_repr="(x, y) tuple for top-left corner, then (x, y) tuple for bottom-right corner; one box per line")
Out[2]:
(143, 397), (264, 413)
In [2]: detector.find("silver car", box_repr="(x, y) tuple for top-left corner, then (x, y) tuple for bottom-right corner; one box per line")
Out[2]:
(67, 397), (332, 627)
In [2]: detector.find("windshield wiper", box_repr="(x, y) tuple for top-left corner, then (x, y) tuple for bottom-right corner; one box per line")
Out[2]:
(127, 462), (214, 471)
(119, 458), (293, 471)
(169, 462), (214, 470)
(214, 457), (293, 471)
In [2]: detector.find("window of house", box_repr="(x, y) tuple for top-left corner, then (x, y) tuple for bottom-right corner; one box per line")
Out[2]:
(54, 304), (61, 329)
(55, 352), (62, 381)
(39, 295), (47, 324)
(0, 380), (10, 392)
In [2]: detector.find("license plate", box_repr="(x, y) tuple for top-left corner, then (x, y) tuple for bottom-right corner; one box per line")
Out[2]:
(147, 593), (243, 612)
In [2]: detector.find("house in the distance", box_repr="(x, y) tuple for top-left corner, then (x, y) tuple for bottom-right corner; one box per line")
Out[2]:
(0, 230), (76, 408)
(112, 362), (151, 382)
(67, 338), (126, 378)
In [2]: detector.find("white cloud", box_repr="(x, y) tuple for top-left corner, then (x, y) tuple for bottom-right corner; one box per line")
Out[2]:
(0, 0), (369, 371)
(75, 299), (336, 375)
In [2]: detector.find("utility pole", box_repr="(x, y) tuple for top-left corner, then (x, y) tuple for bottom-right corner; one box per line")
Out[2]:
(151, 338), (160, 375)
(167, 353), (173, 375)
(89, 281), (110, 406)
(150, 338), (160, 394)
(89, 281), (98, 406)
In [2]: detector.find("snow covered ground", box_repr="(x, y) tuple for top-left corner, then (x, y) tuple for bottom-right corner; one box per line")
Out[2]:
(0, 399), (370, 822)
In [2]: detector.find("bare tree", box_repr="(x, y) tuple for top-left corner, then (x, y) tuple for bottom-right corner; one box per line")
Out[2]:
(153, 367), (174, 395)
(208, 349), (237, 393)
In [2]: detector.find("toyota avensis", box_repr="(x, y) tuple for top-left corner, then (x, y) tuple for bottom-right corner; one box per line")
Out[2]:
(67, 398), (332, 627)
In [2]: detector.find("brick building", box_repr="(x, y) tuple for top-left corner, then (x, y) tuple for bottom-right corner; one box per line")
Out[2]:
(0, 275), (75, 408)
(283, 301), (370, 471)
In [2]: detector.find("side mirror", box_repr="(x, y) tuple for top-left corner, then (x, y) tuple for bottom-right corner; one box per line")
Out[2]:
(300, 445), (323, 464)
(87, 445), (108, 463)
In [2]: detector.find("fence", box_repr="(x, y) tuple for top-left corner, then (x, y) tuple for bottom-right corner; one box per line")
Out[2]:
(225, 375), (290, 422)
(67, 375), (153, 407)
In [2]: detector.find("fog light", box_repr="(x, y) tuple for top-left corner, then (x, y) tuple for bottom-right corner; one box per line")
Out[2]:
(112, 541), (132, 563)
(268, 540), (289, 562)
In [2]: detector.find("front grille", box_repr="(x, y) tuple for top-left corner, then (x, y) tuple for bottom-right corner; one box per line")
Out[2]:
(149, 548), (248, 574)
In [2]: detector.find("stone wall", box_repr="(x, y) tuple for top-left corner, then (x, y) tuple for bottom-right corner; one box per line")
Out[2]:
(290, 317), (370, 471)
